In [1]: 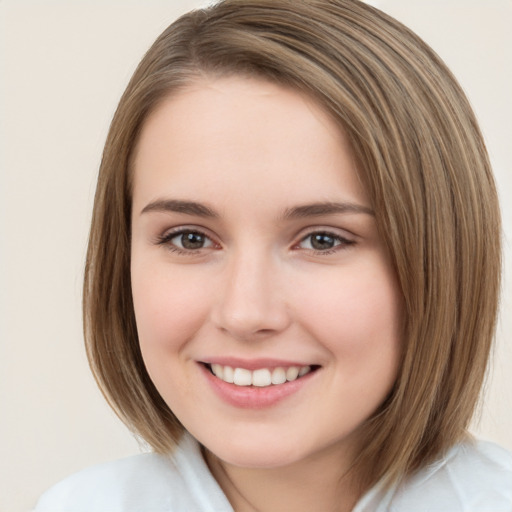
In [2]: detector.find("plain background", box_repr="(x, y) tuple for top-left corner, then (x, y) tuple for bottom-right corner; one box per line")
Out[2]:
(0, 1), (511, 510)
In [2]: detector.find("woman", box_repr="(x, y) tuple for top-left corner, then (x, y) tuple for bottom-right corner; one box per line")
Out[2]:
(36, 0), (512, 510)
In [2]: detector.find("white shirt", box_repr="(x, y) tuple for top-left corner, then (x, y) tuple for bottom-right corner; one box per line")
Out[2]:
(35, 435), (512, 511)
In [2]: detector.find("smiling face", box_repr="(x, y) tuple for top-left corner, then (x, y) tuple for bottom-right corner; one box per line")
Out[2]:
(130, 76), (403, 471)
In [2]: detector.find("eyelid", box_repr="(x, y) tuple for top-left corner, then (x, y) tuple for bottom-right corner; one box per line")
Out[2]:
(154, 225), (220, 252)
(295, 225), (357, 241)
(153, 224), (356, 255)
(293, 227), (357, 253)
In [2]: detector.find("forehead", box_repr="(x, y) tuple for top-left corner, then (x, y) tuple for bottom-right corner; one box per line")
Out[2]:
(131, 76), (368, 214)
(134, 76), (345, 158)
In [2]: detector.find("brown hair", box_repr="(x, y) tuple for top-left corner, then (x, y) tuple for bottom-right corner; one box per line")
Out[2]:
(84, 0), (501, 493)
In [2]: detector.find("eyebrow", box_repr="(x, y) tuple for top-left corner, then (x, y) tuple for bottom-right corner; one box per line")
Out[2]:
(140, 199), (374, 219)
(140, 199), (218, 218)
(282, 201), (374, 219)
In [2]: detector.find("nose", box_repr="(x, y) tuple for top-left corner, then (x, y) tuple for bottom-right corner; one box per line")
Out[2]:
(211, 251), (291, 341)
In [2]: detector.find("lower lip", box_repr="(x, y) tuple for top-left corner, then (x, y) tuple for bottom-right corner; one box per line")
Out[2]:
(200, 364), (317, 409)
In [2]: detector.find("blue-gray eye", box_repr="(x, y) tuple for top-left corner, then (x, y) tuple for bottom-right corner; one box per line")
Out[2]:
(310, 233), (337, 250)
(170, 231), (213, 250)
(299, 232), (352, 251)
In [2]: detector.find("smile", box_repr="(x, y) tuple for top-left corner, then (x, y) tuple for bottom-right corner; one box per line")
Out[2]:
(207, 363), (314, 387)
(200, 360), (320, 409)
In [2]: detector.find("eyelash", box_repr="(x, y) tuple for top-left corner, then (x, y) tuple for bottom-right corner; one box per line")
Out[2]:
(296, 231), (356, 255)
(155, 228), (217, 256)
(155, 228), (356, 256)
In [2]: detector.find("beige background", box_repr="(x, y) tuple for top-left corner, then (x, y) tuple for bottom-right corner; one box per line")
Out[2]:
(0, 1), (511, 511)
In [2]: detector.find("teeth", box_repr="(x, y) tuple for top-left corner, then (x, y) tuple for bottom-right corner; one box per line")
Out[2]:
(233, 368), (252, 386)
(209, 364), (313, 387)
(223, 366), (234, 383)
(211, 364), (223, 379)
(286, 366), (299, 381)
(253, 368), (272, 387)
(271, 367), (287, 385)
(298, 366), (310, 377)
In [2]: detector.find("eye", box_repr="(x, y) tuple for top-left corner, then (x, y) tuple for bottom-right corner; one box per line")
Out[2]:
(157, 229), (215, 252)
(298, 231), (354, 253)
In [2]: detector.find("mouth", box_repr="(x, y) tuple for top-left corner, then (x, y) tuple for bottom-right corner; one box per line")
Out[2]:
(202, 362), (320, 388)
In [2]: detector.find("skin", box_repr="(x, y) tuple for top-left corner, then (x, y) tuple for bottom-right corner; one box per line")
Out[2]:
(130, 76), (403, 511)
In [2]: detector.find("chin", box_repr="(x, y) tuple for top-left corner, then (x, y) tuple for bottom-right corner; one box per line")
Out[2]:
(200, 431), (305, 469)
(217, 447), (301, 470)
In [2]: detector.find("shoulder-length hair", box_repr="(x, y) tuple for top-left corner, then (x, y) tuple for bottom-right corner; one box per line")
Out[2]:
(84, 0), (501, 492)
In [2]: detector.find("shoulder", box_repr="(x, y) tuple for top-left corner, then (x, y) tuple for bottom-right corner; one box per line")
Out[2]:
(391, 440), (512, 512)
(356, 440), (512, 512)
(34, 435), (233, 512)
(34, 452), (184, 511)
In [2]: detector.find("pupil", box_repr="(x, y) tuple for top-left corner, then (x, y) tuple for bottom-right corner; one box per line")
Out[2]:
(181, 232), (204, 249)
(311, 233), (335, 250)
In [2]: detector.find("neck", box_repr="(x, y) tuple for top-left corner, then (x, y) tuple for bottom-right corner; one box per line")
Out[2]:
(203, 442), (363, 512)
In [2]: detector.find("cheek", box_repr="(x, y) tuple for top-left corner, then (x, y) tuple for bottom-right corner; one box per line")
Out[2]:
(131, 263), (210, 356)
(295, 265), (403, 372)
(130, 262), (215, 407)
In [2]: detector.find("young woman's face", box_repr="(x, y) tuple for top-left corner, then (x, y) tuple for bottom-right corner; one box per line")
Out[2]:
(131, 76), (402, 470)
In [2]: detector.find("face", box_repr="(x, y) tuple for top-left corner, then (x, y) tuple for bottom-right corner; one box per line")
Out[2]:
(131, 76), (402, 471)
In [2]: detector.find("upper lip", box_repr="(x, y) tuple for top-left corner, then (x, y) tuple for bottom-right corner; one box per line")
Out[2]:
(199, 357), (317, 371)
